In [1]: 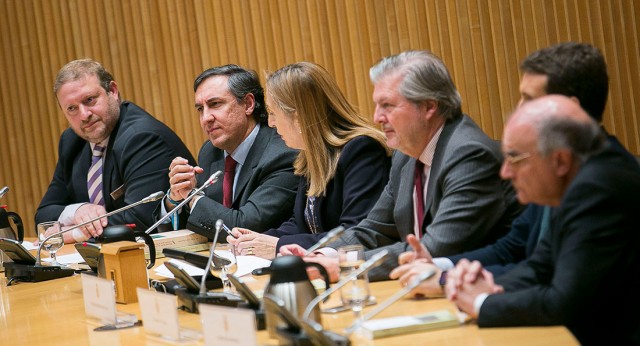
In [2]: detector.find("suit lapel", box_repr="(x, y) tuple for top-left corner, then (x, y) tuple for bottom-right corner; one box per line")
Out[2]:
(208, 151), (225, 202)
(424, 116), (461, 214)
(397, 156), (417, 235)
(233, 126), (270, 205)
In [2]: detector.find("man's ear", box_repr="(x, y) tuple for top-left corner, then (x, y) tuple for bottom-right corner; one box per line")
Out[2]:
(420, 99), (438, 120)
(552, 149), (574, 177)
(108, 81), (119, 98)
(243, 93), (256, 115)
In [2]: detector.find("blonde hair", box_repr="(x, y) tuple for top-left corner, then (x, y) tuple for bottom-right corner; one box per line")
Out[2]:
(266, 62), (390, 197)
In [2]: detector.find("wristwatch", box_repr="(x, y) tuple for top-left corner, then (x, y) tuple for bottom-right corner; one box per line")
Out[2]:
(184, 188), (205, 213)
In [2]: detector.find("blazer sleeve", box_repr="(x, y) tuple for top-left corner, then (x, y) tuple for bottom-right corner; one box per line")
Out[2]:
(447, 204), (540, 276)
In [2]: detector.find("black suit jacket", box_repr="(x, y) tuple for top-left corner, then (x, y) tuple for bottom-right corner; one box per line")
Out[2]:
(36, 102), (195, 231)
(478, 147), (640, 345)
(264, 136), (390, 250)
(185, 125), (300, 236)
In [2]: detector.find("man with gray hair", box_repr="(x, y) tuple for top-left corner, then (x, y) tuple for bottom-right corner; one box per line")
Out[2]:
(281, 50), (522, 281)
(446, 95), (640, 344)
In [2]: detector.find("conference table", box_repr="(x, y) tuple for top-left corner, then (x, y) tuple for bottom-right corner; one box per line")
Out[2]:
(0, 244), (578, 345)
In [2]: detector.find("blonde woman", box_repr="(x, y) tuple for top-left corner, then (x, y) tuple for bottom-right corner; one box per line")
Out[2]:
(228, 62), (391, 259)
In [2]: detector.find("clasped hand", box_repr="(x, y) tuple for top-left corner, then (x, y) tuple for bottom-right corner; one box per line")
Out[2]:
(227, 228), (279, 259)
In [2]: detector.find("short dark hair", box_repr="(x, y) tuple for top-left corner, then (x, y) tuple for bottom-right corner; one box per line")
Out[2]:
(520, 42), (609, 122)
(193, 64), (267, 123)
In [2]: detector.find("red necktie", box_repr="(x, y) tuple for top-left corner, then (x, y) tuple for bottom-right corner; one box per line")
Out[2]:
(414, 160), (425, 237)
(223, 155), (237, 208)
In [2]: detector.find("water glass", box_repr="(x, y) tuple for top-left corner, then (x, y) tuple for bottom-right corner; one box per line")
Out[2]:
(37, 221), (64, 266)
(208, 244), (238, 293)
(338, 245), (370, 322)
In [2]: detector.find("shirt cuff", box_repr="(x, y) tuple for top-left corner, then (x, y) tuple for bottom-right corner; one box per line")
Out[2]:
(58, 203), (87, 226)
(314, 247), (338, 257)
(473, 293), (490, 317)
(433, 257), (455, 271)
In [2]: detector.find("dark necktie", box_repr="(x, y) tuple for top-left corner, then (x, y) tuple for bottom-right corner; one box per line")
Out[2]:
(223, 155), (237, 208)
(414, 160), (425, 237)
(88, 145), (106, 206)
(537, 206), (552, 243)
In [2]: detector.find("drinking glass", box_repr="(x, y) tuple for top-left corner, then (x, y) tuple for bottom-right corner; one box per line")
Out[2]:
(338, 245), (370, 323)
(208, 244), (238, 293)
(37, 221), (64, 266)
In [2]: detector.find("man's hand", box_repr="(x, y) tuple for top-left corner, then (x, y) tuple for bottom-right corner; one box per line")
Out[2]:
(398, 234), (434, 265)
(445, 259), (503, 318)
(228, 228), (279, 259)
(389, 259), (444, 297)
(167, 156), (203, 202)
(74, 203), (107, 238)
(278, 244), (308, 257)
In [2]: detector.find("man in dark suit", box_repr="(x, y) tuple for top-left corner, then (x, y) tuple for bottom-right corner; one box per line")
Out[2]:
(162, 65), (299, 236)
(281, 51), (522, 282)
(36, 59), (196, 243)
(446, 95), (640, 345)
(390, 42), (639, 296)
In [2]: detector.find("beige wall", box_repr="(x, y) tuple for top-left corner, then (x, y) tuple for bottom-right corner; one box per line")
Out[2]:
(1, 0), (638, 236)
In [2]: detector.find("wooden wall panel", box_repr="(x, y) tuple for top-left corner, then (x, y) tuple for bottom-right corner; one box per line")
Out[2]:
(0, 0), (638, 236)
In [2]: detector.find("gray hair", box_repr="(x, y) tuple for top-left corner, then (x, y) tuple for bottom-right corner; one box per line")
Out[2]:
(369, 50), (462, 120)
(535, 115), (605, 164)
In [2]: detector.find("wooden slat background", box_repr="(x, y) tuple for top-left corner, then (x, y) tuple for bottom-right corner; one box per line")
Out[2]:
(1, 0), (638, 237)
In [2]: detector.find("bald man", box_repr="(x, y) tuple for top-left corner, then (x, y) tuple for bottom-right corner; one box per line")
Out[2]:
(445, 95), (640, 345)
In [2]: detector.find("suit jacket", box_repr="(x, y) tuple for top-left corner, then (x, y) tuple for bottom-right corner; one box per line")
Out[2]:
(185, 125), (299, 237)
(328, 114), (522, 281)
(264, 136), (391, 250)
(448, 204), (546, 276)
(478, 147), (640, 345)
(36, 101), (196, 231)
(446, 135), (638, 276)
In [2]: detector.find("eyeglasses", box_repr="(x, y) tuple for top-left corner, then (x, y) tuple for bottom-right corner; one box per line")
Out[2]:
(504, 151), (532, 165)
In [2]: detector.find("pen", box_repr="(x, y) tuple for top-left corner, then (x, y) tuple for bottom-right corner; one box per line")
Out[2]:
(222, 223), (236, 238)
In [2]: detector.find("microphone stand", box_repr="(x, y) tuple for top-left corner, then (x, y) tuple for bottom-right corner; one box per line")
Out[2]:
(344, 269), (437, 335)
(36, 191), (164, 266)
(144, 171), (222, 235)
(4, 191), (164, 283)
(199, 219), (223, 295)
(302, 249), (389, 321)
(304, 225), (345, 255)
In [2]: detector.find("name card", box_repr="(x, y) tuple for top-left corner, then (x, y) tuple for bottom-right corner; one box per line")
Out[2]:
(136, 288), (202, 342)
(81, 273), (117, 324)
(200, 304), (257, 346)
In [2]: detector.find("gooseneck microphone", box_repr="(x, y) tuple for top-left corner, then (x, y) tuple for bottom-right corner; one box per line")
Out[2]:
(144, 171), (223, 235)
(199, 219), (224, 295)
(3, 190), (164, 283)
(35, 191), (165, 266)
(302, 249), (389, 321)
(304, 225), (345, 255)
(344, 268), (437, 335)
(0, 186), (9, 199)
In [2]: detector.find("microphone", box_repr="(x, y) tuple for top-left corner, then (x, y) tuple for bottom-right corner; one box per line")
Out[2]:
(344, 268), (437, 335)
(0, 186), (8, 199)
(3, 190), (164, 283)
(144, 171), (222, 235)
(304, 225), (345, 255)
(36, 191), (165, 266)
(302, 249), (389, 321)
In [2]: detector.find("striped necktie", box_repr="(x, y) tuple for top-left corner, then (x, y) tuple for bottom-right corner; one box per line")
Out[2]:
(88, 144), (106, 206)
